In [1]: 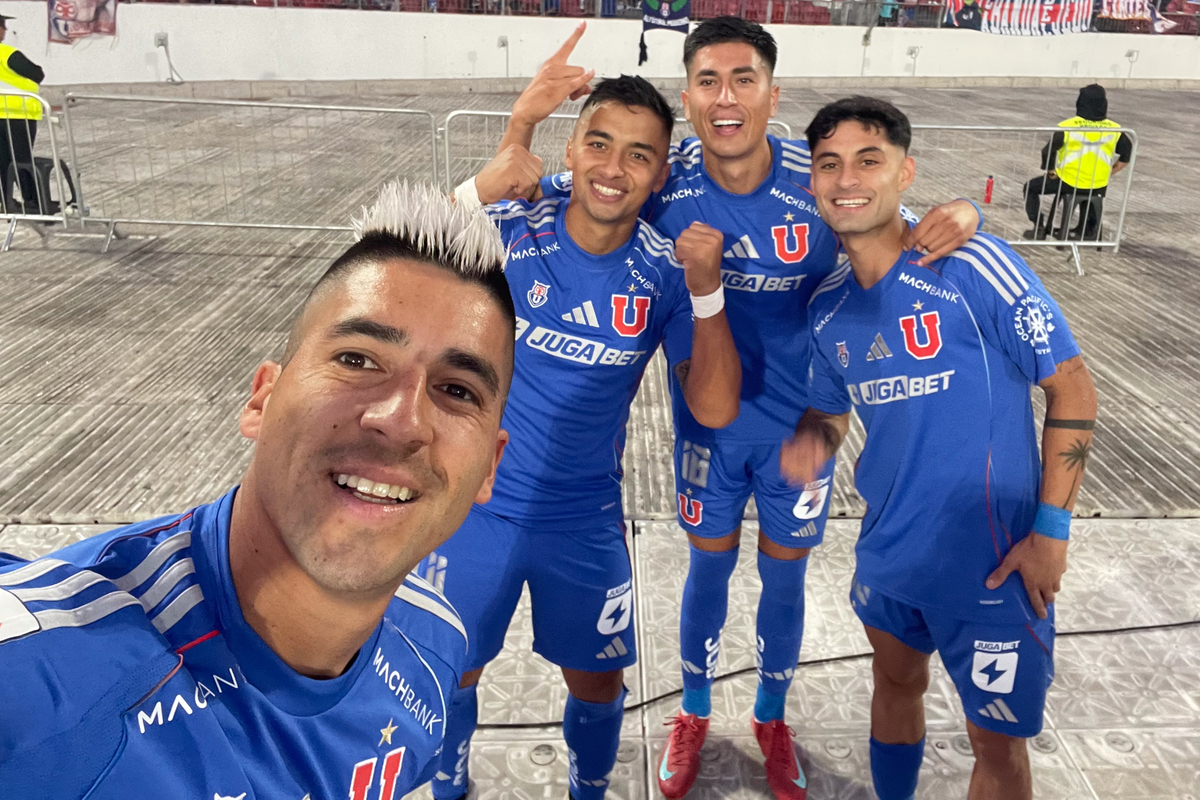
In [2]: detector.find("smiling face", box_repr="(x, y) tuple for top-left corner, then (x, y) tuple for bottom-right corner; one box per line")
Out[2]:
(564, 100), (671, 227)
(238, 258), (511, 596)
(682, 41), (779, 162)
(810, 120), (915, 237)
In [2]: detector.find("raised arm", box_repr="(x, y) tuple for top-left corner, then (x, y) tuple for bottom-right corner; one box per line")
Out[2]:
(904, 198), (981, 266)
(986, 355), (1098, 618)
(496, 22), (594, 156)
(673, 222), (741, 428)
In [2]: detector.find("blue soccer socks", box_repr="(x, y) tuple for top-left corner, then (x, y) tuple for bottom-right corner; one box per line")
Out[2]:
(869, 736), (925, 800)
(755, 550), (809, 701)
(679, 545), (739, 715)
(563, 688), (627, 800)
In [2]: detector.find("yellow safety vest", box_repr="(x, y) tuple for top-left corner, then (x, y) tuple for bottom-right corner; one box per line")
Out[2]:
(1054, 116), (1121, 190)
(0, 43), (43, 121)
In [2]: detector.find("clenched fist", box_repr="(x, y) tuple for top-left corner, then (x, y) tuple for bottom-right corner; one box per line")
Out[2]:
(674, 222), (724, 296)
(473, 145), (544, 206)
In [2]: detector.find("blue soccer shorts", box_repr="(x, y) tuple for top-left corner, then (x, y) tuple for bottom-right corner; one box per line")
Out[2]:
(420, 505), (636, 674)
(673, 437), (836, 549)
(851, 577), (1056, 738)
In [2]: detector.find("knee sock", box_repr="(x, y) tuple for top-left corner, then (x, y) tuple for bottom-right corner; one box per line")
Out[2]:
(679, 545), (739, 717)
(563, 688), (627, 800)
(432, 684), (478, 800)
(753, 550), (809, 720)
(869, 736), (925, 800)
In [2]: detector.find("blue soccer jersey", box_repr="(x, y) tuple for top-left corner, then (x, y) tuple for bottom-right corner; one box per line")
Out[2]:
(0, 488), (466, 800)
(483, 197), (693, 527)
(544, 136), (842, 446)
(806, 234), (1081, 623)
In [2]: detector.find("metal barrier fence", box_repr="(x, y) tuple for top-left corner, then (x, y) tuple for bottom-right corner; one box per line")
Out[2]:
(5, 93), (1138, 273)
(442, 109), (793, 192)
(1, 90), (72, 249)
(58, 94), (439, 234)
(901, 124), (1138, 275)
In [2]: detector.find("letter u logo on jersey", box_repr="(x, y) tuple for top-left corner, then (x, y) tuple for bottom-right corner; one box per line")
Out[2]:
(770, 223), (810, 264)
(349, 748), (406, 800)
(678, 493), (703, 526)
(899, 311), (943, 360)
(611, 295), (651, 337)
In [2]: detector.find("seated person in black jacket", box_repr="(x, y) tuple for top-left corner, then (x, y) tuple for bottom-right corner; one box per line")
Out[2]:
(1023, 84), (1132, 240)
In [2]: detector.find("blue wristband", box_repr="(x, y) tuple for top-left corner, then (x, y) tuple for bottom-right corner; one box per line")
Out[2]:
(1033, 502), (1071, 541)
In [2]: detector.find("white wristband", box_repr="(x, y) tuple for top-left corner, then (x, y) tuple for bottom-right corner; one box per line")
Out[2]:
(453, 176), (482, 212)
(690, 284), (725, 319)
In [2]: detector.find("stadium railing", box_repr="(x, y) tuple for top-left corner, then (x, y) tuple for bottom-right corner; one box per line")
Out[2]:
(441, 108), (792, 192)
(54, 94), (438, 247)
(1, 90), (73, 250)
(905, 124), (1139, 275)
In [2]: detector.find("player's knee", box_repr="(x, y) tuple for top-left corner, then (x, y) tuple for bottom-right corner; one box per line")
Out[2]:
(757, 534), (811, 561)
(967, 723), (1029, 774)
(562, 667), (624, 703)
(872, 657), (929, 698)
(688, 527), (740, 553)
(459, 667), (485, 688)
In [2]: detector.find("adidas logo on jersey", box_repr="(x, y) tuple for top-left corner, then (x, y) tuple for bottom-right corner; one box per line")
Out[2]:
(723, 235), (760, 260)
(561, 300), (601, 328)
(865, 333), (893, 362)
(596, 637), (629, 660)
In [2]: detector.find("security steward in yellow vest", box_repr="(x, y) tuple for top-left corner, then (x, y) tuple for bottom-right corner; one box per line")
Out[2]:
(1023, 84), (1132, 240)
(1, 14), (47, 214)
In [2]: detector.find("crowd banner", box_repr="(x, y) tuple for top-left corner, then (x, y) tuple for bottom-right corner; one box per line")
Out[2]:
(639, 0), (690, 65)
(1100, 0), (1151, 18)
(48, 0), (117, 44)
(943, 0), (1093, 33)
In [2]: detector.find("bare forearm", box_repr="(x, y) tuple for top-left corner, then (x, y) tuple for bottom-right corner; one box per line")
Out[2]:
(498, 117), (538, 157)
(1039, 358), (1098, 511)
(681, 314), (742, 429)
(796, 407), (850, 459)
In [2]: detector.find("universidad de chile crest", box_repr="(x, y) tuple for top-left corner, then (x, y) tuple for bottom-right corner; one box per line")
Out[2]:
(527, 280), (550, 309)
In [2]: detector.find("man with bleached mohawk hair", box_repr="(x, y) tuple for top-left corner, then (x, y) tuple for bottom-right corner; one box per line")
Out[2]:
(0, 181), (516, 800)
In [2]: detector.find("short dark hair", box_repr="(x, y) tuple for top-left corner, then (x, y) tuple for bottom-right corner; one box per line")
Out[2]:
(683, 16), (778, 75)
(805, 96), (912, 153)
(581, 75), (675, 140)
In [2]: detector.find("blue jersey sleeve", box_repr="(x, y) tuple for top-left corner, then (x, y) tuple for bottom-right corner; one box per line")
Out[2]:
(661, 282), (693, 372)
(949, 234), (1081, 384)
(806, 327), (853, 416)
(1, 559), (182, 798)
(539, 173), (572, 200)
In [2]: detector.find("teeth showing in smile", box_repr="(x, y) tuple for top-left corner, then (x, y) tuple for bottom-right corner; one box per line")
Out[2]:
(712, 120), (743, 127)
(592, 182), (625, 198)
(834, 198), (870, 207)
(336, 474), (416, 503)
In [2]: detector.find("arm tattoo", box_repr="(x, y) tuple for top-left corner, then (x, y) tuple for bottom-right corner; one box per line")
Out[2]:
(674, 359), (692, 389)
(1045, 419), (1096, 430)
(1058, 437), (1092, 508)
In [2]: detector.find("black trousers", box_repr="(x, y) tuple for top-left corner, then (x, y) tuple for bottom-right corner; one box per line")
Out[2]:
(1023, 174), (1105, 236)
(0, 118), (39, 214)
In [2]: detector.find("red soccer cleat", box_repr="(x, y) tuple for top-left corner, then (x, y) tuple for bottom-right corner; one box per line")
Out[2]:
(753, 718), (808, 800)
(657, 712), (710, 799)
